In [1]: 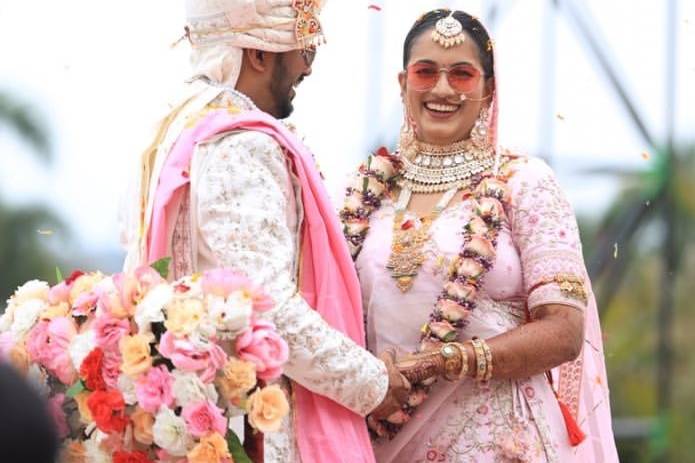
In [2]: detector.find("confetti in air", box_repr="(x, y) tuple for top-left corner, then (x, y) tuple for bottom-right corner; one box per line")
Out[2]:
(37, 230), (54, 235)
(645, 200), (651, 207)
(556, 113), (565, 121)
(613, 243), (618, 259)
(368, 4), (382, 11)
(641, 151), (650, 160)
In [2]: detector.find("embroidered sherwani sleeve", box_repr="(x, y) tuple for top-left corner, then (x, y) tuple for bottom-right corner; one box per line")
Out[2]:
(508, 158), (589, 313)
(195, 130), (387, 416)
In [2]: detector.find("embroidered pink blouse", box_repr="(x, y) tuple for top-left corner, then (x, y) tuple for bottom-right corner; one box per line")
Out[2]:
(357, 157), (608, 463)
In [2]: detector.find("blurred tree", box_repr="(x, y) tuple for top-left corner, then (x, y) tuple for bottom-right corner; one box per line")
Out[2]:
(579, 146), (695, 462)
(0, 91), (66, 303)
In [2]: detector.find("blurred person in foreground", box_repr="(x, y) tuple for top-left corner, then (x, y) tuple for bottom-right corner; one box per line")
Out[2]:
(0, 362), (59, 463)
(340, 9), (619, 462)
(119, 0), (409, 462)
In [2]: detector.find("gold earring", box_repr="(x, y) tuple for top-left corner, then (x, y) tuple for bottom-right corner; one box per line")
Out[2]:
(470, 106), (491, 149)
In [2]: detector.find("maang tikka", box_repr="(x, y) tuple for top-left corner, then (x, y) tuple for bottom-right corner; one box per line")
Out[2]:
(432, 12), (466, 48)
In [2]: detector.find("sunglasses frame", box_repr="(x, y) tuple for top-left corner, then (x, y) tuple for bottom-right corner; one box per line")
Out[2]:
(405, 62), (484, 94)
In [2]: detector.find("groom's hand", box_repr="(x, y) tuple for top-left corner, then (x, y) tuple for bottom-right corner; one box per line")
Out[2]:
(370, 349), (412, 421)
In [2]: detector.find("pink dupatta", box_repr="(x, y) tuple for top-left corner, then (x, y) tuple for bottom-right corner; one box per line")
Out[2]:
(146, 109), (376, 463)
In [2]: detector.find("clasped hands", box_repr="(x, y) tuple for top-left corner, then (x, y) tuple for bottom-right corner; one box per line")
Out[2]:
(369, 344), (467, 437)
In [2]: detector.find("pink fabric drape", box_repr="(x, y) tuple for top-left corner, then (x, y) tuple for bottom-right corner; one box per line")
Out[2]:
(146, 109), (375, 463)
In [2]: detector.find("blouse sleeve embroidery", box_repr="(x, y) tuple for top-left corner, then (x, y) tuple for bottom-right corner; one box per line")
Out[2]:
(507, 157), (589, 312)
(195, 130), (387, 416)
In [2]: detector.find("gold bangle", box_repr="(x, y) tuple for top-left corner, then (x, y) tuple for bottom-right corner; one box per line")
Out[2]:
(480, 339), (493, 381)
(470, 338), (487, 382)
(440, 343), (460, 381)
(452, 342), (469, 380)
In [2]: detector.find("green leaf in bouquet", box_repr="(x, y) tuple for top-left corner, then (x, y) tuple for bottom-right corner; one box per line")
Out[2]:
(55, 266), (64, 284)
(66, 380), (86, 398)
(226, 429), (253, 463)
(150, 257), (172, 279)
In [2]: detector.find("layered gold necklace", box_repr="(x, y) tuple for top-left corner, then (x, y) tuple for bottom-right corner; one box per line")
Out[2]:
(398, 138), (494, 193)
(387, 139), (494, 292)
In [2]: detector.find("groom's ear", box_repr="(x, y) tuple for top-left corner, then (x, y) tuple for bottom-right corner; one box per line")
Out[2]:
(244, 48), (273, 73)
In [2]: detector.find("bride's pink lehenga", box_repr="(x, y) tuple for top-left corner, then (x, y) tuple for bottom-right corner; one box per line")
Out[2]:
(357, 157), (619, 462)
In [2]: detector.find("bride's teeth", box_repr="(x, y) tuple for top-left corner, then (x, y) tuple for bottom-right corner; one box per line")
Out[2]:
(426, 103), (458, 112)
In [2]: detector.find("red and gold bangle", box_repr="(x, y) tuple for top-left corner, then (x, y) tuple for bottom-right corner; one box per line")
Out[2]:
(452, 342), (469, 380)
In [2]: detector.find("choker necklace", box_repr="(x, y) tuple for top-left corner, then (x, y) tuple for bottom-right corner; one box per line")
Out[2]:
(398, 139), (494, 193)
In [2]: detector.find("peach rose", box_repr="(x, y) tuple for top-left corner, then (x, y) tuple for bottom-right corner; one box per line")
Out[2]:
(437, 299), (470, 323)
(428, 321), (457, 342)
(131, 407), (155, 445)
(61, 439), (86, 463)
(475, 197), (507, 223)
(463, 236), (496, 259)
(74, 391), (93, 424)
(186, 432), (230, 463)
(465, 216), (490, 235)
(444, 281), (478, 301)
(352, 174), (385, 197)
(344, 219), (368, 236)
(370, 153), (397, 180)
(8, 342), (30, 374)
(68, 273), (103, 306)
(216, 358), (257, 402)
(119, 333), (153, 378)
(165, 298), (205, 338)
(475, 178), (510, 202)
(40, 302), (71, 321)
(456, 258), (485, 280)
(343, 190), (363, 212)
(247, 385), (290, 433)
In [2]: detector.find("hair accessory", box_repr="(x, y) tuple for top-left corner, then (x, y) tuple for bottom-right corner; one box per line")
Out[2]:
(432, 12), (466, 48)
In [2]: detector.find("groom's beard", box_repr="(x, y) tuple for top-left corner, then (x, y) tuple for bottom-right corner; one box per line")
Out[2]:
(270, 56), (295, 119)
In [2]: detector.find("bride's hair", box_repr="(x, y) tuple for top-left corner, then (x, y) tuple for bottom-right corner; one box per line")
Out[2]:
(402, 9), (495, 79)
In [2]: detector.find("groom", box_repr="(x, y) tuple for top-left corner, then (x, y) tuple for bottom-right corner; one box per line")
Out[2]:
(120, 1), (409, 462)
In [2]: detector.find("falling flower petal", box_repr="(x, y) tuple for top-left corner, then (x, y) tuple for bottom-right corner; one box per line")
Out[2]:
(613, 243), (618, 259)
(641, 151), (650, 160)
(556, 113), (565, 121)
(368, 4), (382, 11)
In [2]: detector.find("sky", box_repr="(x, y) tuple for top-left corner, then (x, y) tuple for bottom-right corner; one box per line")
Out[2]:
(0, 0), (693, 267)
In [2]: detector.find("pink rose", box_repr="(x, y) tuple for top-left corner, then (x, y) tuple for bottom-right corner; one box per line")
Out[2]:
(101, 267), (164, 318)
(201, 268), (252, 298)
(235, 319), (288, 381)
(249, 286), (274, 313)
(94, 312), (130, 351)
(181, 400), (227, 438)
(48, 393), (69, 439)
(102, 350), (122, 389)
(72, 291), (98, 316)
(437, 299), (470, 323)
(26, 317), (77, 384)
(158, 332), (227, 383)
(48, 281), (71, 305)
(135, 365), (174, 413)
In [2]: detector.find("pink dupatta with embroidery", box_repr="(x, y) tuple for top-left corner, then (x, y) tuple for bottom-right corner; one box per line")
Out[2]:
(145, 109), (376, 463)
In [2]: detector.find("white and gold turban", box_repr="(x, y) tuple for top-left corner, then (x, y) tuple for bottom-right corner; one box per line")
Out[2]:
(185, 0), (326, 86)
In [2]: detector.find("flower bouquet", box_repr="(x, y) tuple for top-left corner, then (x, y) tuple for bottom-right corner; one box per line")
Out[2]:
(0, 260), (289, 463)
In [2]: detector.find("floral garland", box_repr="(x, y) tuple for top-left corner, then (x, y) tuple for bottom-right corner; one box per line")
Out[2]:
(340, 146), (520, 437)
(0, 264), (290, 462)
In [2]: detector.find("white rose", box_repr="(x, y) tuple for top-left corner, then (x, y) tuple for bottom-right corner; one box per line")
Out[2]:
(153, 408), (193, 456)
(0, 309), (13, 331)
(172, 371), (219, 407)
(26, 364), (50, 397)
(84, 430), (111, 463)
(11, 280), (50, 306)
(134, 283), (172, 331)
(117, 374), (138, 405)
(352, 175), (385, 196)
(370, 155), (397, 179)
(343, 191), (363, 212)
(208, 291), (252, 338)
(69, 330), (97, 371)
(10, 299), (47, 338)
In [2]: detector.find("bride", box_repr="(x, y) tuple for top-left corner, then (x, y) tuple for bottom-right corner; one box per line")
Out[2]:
(341, 9), (619, 462)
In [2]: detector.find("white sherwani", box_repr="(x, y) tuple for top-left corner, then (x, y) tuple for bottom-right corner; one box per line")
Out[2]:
(121, 83), (388, 462)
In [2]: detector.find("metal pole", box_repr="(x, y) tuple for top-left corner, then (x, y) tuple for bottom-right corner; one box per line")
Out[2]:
(656, 0), (678, 460)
